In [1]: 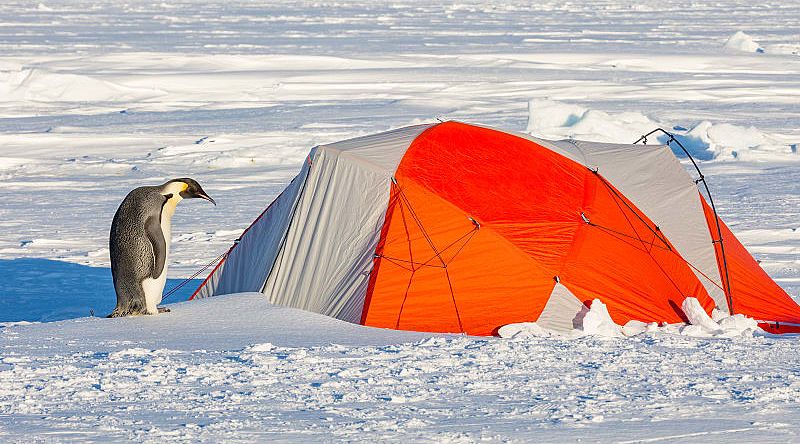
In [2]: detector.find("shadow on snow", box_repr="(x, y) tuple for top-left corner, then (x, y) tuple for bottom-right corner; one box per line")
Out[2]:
(0, 258), (199, 323)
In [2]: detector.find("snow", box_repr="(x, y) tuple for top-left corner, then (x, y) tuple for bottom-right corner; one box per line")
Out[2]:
(1, 0), (800, 441)
(3, 293), (800, 442)
(682, 297), (724, 333)
(498, 297), (762, 341)
(620, 298), (761, 339)
(527, 98), (658, 145)
(723, 31), (765, 54)
(580, 299), (624, 338)
(527, 98), (798, 161)
(683, 121), (795, 161)
(497, 321), (557, 339)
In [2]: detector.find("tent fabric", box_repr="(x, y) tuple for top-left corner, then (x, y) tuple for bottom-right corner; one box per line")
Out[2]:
(262, 145), (393, 322)
(193, 121), (799, 335)
(701, 198), (800, 325)
(362, 122), (714, 334)
(193, 124), (431, 306)
(194, 159), (311, 299)
(512, 134), (726, 310)
(312, 123), (434, 175)
(536, 283), (587, 332)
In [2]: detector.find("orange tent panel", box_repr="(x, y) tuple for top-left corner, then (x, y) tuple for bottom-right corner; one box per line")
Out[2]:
(561, 175), (714, 325)
(702, 197), (800, 324)
(363, 122), (716, 334)
(363, 179), (555, 335)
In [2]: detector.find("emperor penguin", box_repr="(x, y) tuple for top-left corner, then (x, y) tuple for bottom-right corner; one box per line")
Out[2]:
(108, 178), (215, 317)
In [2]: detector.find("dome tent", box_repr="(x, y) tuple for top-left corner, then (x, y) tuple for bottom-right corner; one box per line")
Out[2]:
(192, 122), (800, 335)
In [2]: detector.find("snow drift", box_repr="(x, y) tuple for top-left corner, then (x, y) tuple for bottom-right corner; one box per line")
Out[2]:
(526, 98), (799, 161)
(0, 67), (165, 103)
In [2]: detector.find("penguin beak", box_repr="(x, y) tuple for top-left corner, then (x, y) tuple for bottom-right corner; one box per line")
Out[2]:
(197, 192), (216, 206)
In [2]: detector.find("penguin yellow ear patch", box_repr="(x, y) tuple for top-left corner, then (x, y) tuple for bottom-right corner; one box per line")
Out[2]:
(181, 183), (189, 191)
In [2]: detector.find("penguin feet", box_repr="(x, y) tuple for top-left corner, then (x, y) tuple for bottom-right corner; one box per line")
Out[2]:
(107, 308), (149, 317)
(157, 306), (171, 314)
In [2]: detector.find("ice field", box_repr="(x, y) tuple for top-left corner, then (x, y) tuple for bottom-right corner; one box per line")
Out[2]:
(1, 1), (799, 442)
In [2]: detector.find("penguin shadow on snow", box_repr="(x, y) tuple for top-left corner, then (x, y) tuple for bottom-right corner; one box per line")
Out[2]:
(0, 258), (199, 324)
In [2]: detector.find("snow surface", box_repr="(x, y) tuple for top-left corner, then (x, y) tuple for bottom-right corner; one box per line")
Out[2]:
(3, 293), (800, 442)
(527, 98), (797, 161)
(1, 0), (800, 442)
(723, 31), (764, 54)
(579, 299), (623, 338)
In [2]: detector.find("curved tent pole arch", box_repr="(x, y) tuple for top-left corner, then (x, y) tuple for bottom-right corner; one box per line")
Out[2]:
(634, 128), (735, 315)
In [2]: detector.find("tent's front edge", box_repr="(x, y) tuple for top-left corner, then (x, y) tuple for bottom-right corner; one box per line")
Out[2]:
(191, 154), (314, 300)
(196, 124), (436, 322)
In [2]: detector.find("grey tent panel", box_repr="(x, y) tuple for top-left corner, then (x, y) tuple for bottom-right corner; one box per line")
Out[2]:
(194, 160), (311, 299)
(537, 283), (588, 332)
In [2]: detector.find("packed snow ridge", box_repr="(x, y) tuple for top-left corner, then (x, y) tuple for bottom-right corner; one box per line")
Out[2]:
(526, 98), (799, 161)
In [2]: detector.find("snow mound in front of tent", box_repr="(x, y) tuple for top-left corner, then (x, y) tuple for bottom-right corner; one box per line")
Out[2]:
(652, 297), (761, 338)
(498, 297), (762, 340)
(526, 99), (798, 161)
(498, 299), (623, 340)
(579, 299), (623, 338)
(0, 293), (434, 354)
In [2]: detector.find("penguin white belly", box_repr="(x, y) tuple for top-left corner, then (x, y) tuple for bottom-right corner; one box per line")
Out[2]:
(142, 195), (178, 314)
(142, 272), (167, 314)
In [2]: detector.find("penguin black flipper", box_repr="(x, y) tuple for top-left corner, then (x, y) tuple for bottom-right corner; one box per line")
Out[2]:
(145, 213), (166, 280)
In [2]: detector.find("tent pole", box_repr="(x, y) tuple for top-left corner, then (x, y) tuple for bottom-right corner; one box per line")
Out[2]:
(634, 128), (735, 315)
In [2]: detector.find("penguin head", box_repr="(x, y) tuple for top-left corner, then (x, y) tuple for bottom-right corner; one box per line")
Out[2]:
(163, 178), (216, 205)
